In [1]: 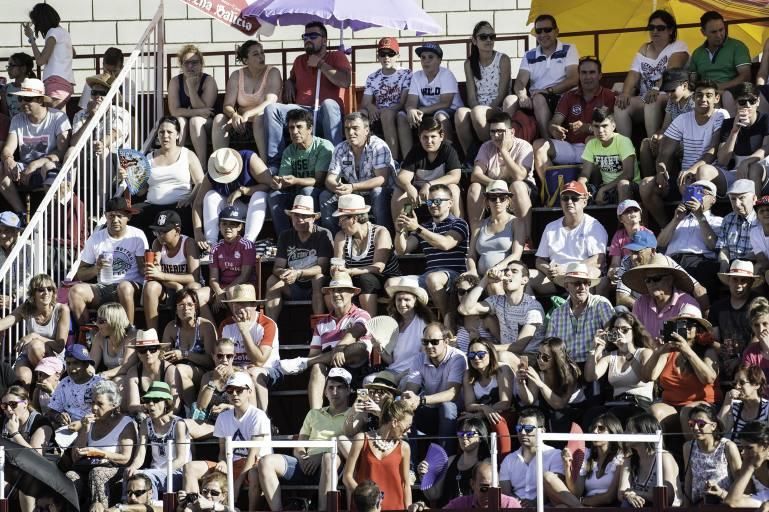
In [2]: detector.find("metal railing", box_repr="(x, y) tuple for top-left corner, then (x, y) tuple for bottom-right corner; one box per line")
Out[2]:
(0, 2), (165, 360)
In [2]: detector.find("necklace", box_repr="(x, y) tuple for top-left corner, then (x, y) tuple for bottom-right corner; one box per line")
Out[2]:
(372, 434), (397, 452)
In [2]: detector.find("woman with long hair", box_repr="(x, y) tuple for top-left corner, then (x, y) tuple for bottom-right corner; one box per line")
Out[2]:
(89, 302), (137, 383)
(124, 329), (182, 415)
(454, 21), (511, 158)
(344, 370), (399, 438)
(167, 44), (219, 165)
(1, 52), (36, 118)
(682, 405), (741, 505)
(344, 399), (413, 511)
(614, 9), (689, 138)
(724, 422), (769, 508)
(0, 273), (69, 385)
(618, 413), (682, 507)
(719, 364), (769, 440)
(24, 3), (74, 109)
(212, 40), (282, 157)
(461, 338), (513, 456)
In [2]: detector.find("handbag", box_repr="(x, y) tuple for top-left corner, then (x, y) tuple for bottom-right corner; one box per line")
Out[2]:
(540, 165), (581, 207)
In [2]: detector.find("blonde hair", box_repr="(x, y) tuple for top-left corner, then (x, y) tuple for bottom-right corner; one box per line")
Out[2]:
(177, 44), (204, 66)
(98, 302), (131, 346)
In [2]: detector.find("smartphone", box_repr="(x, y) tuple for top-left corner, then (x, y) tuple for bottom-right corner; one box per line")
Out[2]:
(519, 355), (529, 371)
(402, 203), (414, 216)
(676, 320), (689, 338)
(357, 388), (369, 400)
(336, 173), (344, 186)
(662, 321), (676, 342)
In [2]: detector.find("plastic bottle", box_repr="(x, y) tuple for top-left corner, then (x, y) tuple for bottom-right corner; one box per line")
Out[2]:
(99, 252), (114, 283)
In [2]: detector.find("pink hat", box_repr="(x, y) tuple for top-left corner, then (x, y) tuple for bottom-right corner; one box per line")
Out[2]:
(35, 357), (64, 376)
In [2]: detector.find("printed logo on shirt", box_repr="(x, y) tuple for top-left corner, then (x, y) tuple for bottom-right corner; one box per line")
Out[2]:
(113, 247), (135, 277)
(570, 104), (583, 117)
(287, 246), (318, 269)
(421, 86), (441, 97)
(234, 251), (241, 259)
(233, 428), (248, 458)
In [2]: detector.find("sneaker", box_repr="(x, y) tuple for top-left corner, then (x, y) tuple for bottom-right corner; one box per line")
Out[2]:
(280, 357), (308, 375)
(199, 250), (211, 264)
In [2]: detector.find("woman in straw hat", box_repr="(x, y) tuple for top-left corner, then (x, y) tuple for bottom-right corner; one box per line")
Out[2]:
(332, 193), (401, 315)
(343, 370), (400, 439)
(124, 329), (180, 416)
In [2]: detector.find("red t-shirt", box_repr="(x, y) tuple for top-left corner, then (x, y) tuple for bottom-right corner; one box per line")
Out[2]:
(555, 87), (617, 144)
(290, 51), (351, 109)
(210, 237), (256, 287)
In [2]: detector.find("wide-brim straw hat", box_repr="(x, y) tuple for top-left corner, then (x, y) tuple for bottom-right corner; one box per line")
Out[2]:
(621, 254), (694, 295)
(364, 370), (399, 394)
(717, 259), (763, 288)
(385, 276), (428, 305)
(10, 78), (52, 104)
(553, 263), (601, 288)
(208, 148), (243, 184)
(86, 72), (115, 90)
(284, 195), (320, 217)
(670, 303), (712, 331)
(128, 328), (170, 348)
(322, 271), (361, 295)
(332, 194), (370, 217)
(221, 284), (263, 303)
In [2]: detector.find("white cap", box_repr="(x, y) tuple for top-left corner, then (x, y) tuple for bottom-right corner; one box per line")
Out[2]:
(327, 367), (352, 385)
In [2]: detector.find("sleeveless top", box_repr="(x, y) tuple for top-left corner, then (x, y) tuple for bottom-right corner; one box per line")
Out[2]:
(174, 318), (206, 355)
(659, 352), (717, 406)
(343, 223), (400, 277)
(473, 376), (499, 406)
(102, 336), (124, 369)
(473, 51), (503, 106)
(688, 439), (731, 504)
(353, 435), (405, 511)
(25, 303), (63, 340)
(146, 415), (192, 469)
(1, 409), (46, 441)
(752, 474), (769, 502)
(88, 416), (135, 453)
(630, 453), (682, 506)
(138, 361), (170, 395)
(475, 217), (514, 275)
(161, 235), (189, 274)
(608, 349), (653, 400)
(176, 73), (209, 109)
(237, 66), (275, 111)
(148, 148), (193, 205)
(729, 399), (769, 441)
(209, 149), (257, 196)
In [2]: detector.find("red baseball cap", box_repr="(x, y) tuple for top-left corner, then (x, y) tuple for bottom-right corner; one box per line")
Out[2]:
(561, 181), (589, 196)
(377, 37), (400, 53)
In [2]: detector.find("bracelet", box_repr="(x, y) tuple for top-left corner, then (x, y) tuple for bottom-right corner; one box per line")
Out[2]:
(27, 37), (35, 45)
(5, 432), (18, 439)
(206, 383), (217, 391)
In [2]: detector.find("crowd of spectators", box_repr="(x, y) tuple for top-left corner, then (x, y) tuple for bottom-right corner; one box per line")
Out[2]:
(4, 3), (769, 512)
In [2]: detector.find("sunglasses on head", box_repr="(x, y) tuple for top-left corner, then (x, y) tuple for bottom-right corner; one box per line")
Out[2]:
(737, 98), (758, 107)
(378, 50), (396, 58)
(688, 419), (712, 429)
(421, 337), (443, 346)
(477, 33), (496, 41)
(136, 346), (160, 355)
(647, 24), (668, 32)
(302, 32), (323, 41)
(126, 489), (150, 498)
(644, 275), (667, 284)
(515, 424), (537, 434)
(534, 27), (554, 34)
(425, 198), (450, 207)
(467, 350), (488, 360)
(201, 488), (222, 497)
(457, 430), (479, 438)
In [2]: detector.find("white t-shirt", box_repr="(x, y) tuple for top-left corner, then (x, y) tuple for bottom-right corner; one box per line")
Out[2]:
(483, 294), (545, 352)
(388, 316), (426, 374)
(213, 405), (272, 460)
(579, 449), (625, 496)
(500, 445), (565, 501)
(630, 40), (689, 96)
(408, 67), (464, 111)
(520, 41), (579, 91)
(42, 27), (75, 83)
(48, 375), (104, 421)
(535, 214), (608, 266)
(664, 211), (723, 258)
(664, 109), (729, 170)
(750, 223), (769, 258)
(363, 68), (412, 110)
(81, 225), (149, 284)
(9, 109), (71, 164)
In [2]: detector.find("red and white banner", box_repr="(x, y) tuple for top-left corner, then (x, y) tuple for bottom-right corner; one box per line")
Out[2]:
(181, 0), (274, 36)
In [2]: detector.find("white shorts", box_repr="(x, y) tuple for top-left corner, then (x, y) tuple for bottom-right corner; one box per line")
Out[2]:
(551, 140), (586, 165)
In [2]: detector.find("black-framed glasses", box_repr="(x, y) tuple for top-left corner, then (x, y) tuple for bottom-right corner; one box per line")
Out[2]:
(136, 346), (160, 355)
(560, 194), (581, 203)
(456, 288), (470, 296)
(126, 489), (150, 498)
(425, 198), (450, 207)
(457, 430), (479, 438)
(378, 50), (396, 58)
(1, 400), (25, 409)
(534, 27), (554, 34)
(201, 488), (222, 497)
(644, 275), (667, 284)
(35, 286), (55, 293)
(477, 33), (496, 41)
(737, 98), (758, 107)
(19, 97), (40, 103)
(216, 353), (235, 360)
(91, 90), (108, 97)
(421, 338), (442, 346)
(537, 352), (551, 362)
(486, 194), (509, 202)
(515, 424), (537, 434)
(302, 32), (323, 41)
(647, 24), (669, 32)
(467, 351), (488, 360)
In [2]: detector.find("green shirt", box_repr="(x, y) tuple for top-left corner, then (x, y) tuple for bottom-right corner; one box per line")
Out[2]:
(279, 136), (334, 179)
(299, 406), (349, 456)
(581, 133), (640, 184)
(689, 37), (751, 84)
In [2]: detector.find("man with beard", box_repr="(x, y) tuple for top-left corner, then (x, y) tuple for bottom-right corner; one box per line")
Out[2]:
(264, 22), (351, 169)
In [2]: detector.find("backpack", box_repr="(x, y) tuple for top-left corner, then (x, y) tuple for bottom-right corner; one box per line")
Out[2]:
(540, 165), (581, 207)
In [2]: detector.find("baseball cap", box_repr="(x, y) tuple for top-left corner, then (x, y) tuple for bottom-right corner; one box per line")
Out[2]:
(35, 356), (64, 375)
(624, 230), (658, 251)
(328, 367), (352, 385)
(415, 42), (443, 59)
(225, 372), (253, 390)
(219, 204), (247, 223)
(65, 344), (95, 365)
(728, 179), (755, 196)
(377, 37), (399, 53)
(660, 68), (689, 92)
(616, 199), (641, 216)
(150, 210), (182, 232)
(691, 180), (717, 196)
(756, 195), (769, 208)
(0, 212), (23, 230)
(561, 181), (588, 196)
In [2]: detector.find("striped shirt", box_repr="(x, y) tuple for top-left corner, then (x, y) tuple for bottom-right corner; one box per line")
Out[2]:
(546, 294), (614, 363)
(220, 313), (280, 369)
(416, 215), (469, 274)
(663, 109), (729, 170)
(343, 223), (400, 277)
(728, 398), (769, 441)
(310, 304), (371, 352)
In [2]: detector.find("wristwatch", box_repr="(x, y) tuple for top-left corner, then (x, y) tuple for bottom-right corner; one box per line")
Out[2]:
(419, 395), (427, 407)
(182, 349), (190, 358)
(546, 87), (554, 95)
(413, 226), (424, 235)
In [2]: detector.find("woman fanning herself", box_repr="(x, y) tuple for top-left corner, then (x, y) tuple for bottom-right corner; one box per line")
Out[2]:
(0, 274), (69, 385)
(719, 364), (769, 441)
(344, 399), (413, 511)
(682, 405), (740, 505)
(461, 338), (513, 457)
(89, 302), (137, 385)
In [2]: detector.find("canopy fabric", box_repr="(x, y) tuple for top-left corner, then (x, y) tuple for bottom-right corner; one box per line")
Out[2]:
(528, 0), (768, 72)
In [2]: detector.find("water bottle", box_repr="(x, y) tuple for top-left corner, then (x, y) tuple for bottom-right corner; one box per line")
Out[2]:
(99, 251), (114, 283)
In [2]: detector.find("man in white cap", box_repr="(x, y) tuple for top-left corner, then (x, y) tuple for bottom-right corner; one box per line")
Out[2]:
(0, 77), (71, 212)
(279, 271), (371, 409)
(182, 371), (271, 503)
(717, 178), (757, 271)
(255, 367), (351, 512)
(265, 195), (332, 321)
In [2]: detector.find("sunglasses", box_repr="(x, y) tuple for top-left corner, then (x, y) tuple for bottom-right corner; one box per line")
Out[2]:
(20, 97), (40, 103)
(225, 386), (248, 395)
(1, 400), (25, 409)
(467, 350), (488, 360)
(515, 424), (537, 434)
(421, 338), (443, 346)
(302, 32), (323, 41)
(534, 27), (554, 34)
(537, 352), (551, 362)
(560, 195), (581, 203)
(140, 397), (165, 404)
(486, 194), (509, 202)
(477, 33), (496, 41)
(35, 286), (55, 293)
(136, 346), (160, 355)
(201, 488), (222, 497)
(456, 288), (470, 296)
(479, 485), (491, 493)
(425, 198), (450, 207)
(216, 353), (235, 360)
(614, 326), (632, 334)
(737, 98), (758, 107)
(647, 24), (669, 32)
(126, 489), (150, 498)
(457, 430), (479, 438)
(378, 50), (396, 58)
(688, 419), (712, 429)
(91, 90), (108, 97)
(644, 275), (667, 284)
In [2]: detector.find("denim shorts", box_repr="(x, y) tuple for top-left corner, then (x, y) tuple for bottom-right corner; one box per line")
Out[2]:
(417, 269), (461, 293)
(281, 454), (321, 484)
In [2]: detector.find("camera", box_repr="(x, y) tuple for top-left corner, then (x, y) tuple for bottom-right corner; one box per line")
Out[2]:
(662, 320), (689, 342)
(605, 330), (620, 344)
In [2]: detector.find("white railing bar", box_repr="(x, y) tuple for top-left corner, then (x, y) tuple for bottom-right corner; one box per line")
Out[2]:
(490, 432), (498, 487)
(166, 439), (174, 493)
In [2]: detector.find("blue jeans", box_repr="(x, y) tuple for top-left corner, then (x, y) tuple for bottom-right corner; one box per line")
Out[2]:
(135, 468), (183, 500)
(267, 186), (323, 234)
(410, 401), (459, 459)
(319, 187), (392, 235)
(264, 100), (343, 167)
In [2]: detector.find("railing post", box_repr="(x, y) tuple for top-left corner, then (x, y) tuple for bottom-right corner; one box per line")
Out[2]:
(536, 429), (544, 512)
(653, 429), (667, 512)
(155, 0), (165, 128)
(327, 437), (340, 512)
(490, 432), (499, 487)
(0, 445), (7, 512)
(163, 438), (177, 512)
(226, 436), (235, 511)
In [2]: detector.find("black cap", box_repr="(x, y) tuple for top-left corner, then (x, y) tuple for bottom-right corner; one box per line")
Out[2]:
(219, 203), (247, 223)
(150, 210), (182, 231)
(105, 197), (138, 215)
(415, 42), (443, 59)
(660, 69), (689, 92)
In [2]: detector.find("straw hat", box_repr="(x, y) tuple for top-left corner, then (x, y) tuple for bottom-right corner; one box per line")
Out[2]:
(332, 194), (370, 217)
(621, 254), (694, 295)
(284, 195), (319, 217)
(128, 328), (170, 348)
(670, 303), (712, 331)
(364, 370), (399, 394)
(208, 148), (243, 184)
(221, 284), (262, 303)
(10, 78), (51, 103)
(322, 271), (361, 294)
(553, 263), (601, 288)
(86, 72), (115, 90)
(717, 259), (763, 288)
(485, 180), (512, 195)
(385, 276), (428, 305)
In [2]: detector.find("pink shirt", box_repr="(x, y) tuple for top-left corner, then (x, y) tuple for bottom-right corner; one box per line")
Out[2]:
(211, 237), (256, 287)
(310, 304), (371, 352)
(609, 226), (654, 258)
(742, 343), (769, 385)
(474, 139), (535, 186)
(632, 290), (700, 339)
